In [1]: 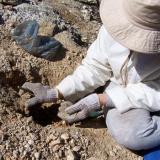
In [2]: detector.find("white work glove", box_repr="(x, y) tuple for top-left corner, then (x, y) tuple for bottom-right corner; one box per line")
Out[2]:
(64, 94), (102, 124)
(22, 82), (58, 107)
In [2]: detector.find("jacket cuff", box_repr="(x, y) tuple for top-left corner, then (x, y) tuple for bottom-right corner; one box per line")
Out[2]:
(56, 76), (80, 102)
(106, 86), (133, 113)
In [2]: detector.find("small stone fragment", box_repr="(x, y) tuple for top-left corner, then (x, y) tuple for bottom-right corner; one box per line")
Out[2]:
(61, 133), (70, 141)
(46, 134), (57, 143)
(49, 138), (62, 147)
(34, 152), (40, 159)
(72, 146), (81, 152)
(70, 139), (76, 148)
(13, 150), (18, 158)
(52, 145), (61, 152)
(67, 150), (76, 160)
(28, 139), (34, 145)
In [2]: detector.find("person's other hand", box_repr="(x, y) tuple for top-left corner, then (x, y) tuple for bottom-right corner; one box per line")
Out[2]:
(22, 82), (58, 107)
(64, 94), (102, 124)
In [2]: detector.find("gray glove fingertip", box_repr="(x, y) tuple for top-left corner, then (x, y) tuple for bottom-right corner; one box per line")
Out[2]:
(65, 110), (88, 124)
(25, 97), (40, 108)
(44, 85), (50, 89)
(77, 109), (88, 120)
(65, 104), (79, 115)
(64, 114), (78, 124)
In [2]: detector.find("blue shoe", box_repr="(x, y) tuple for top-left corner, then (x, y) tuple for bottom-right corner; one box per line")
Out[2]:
(144, 146), (160, 160)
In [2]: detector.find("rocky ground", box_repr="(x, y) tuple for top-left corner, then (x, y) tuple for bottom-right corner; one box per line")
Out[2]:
(0, 0), (143, 159)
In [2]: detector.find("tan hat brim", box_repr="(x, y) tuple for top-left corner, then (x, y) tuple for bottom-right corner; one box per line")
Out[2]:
(100, 0), (160, 54)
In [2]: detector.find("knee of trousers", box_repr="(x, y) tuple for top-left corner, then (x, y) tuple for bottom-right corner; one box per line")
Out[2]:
(112, 128), (146, 150)
(106, 121), (147, 150)
(105, 110), (153, 150)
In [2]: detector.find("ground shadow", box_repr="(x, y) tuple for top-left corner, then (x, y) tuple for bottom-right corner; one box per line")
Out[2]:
(0, 70), (27, 90)
(75, 116), (106, 129)
(49, 45), (68, 62)
(22, 101), (106, 128)
(77, 0), (99, 6)
(27, 103), (61, 126)
(0, 15), (4, 25)
(29, 67), (42, 83)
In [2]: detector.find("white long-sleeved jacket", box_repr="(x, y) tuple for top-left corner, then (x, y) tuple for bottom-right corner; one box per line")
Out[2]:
(57, 26), (160, 113)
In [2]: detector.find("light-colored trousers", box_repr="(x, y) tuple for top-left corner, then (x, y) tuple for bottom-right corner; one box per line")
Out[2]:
(106, 108), (160, 150)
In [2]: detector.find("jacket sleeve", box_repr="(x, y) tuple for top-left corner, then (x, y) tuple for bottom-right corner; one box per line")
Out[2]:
(56, 26), (112, 102)
(106, 79), (160, 112)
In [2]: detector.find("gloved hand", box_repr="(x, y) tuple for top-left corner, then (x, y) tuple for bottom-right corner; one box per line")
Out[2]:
(22, 82), (58, 107)
(64, 94), (102, 124)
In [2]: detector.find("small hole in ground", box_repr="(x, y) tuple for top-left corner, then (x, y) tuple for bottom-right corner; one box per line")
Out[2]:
(27, 103), (61, 126)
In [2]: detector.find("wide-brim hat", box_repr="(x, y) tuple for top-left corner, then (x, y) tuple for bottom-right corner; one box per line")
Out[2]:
(100, 0), (160, 54)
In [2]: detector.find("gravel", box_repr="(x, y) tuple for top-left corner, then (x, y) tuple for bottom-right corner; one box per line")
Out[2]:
(0, 95), (90, 159)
